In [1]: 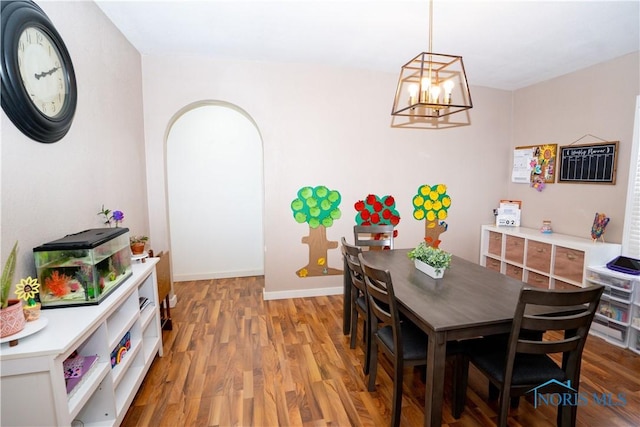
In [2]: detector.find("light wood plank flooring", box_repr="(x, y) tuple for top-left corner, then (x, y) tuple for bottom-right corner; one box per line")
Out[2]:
(122, 276), (640, 426)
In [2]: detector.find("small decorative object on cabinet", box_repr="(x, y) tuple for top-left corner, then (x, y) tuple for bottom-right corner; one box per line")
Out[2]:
(15, 277), (41, 321)
(408, 242), (452, 279)
(480, 225), (621, 289)
(0, 259), (163, 426)
(587, 265), (639, 350)
(540, 220), (553, 234)
(130, 235), (149, 255)
(0, 299), (26, 339)
(591, 212), (610, 242)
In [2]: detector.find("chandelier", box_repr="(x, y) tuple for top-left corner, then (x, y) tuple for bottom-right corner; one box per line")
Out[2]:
(391, 0), (473, 129)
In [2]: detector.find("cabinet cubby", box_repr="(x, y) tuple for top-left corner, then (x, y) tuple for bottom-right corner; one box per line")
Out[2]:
(1, 259), (163, 427)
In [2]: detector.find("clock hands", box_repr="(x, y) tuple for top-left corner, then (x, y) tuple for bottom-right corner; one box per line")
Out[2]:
(34, 66), (60, 80)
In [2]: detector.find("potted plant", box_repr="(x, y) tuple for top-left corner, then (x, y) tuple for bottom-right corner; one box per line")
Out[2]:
(407, 242), (452, 279)
(1, 241), (26, 338)
(130, 235), (149, 255)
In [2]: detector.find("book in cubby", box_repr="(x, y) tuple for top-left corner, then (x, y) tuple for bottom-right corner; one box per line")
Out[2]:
(63, 351), (100, 398)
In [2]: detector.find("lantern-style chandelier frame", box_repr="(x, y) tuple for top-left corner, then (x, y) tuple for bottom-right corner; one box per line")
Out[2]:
(391, 0), (472, 128)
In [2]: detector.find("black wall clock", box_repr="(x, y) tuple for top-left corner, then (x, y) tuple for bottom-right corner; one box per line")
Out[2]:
(1, 0), (77, 143)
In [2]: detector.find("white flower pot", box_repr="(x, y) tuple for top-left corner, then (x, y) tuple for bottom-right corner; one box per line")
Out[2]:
(414, 259), (445, 279)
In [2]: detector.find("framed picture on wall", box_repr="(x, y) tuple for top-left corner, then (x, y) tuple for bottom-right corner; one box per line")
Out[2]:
(515, 144), (557, 184)
(558, 141), (618, 184)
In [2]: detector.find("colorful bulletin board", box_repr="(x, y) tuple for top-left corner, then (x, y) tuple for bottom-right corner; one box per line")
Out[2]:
(558, 141), (618, 184)
(514, 144), (558, 184)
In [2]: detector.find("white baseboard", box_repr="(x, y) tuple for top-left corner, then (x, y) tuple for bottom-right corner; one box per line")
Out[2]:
(263, 286), (343, 300)
(173, 269), (264, 282)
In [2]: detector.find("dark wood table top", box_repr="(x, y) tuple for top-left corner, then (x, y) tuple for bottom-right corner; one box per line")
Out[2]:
(361, 249), (526, 337)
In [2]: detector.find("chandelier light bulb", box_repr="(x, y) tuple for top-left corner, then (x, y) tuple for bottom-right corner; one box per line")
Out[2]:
(429, 85), (441, 103)
(443, 79), (455, 103)
(408, 84), (418, 105)
(420, 77), (430, 102)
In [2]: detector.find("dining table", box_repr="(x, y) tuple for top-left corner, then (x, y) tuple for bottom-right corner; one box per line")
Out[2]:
(356, 248), (531, 427)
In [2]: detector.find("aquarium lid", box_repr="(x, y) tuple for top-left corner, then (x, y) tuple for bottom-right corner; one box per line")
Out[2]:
(33, 228), (130, 251)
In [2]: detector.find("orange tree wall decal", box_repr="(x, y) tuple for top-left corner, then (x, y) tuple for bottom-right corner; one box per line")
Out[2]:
(412, 184), (451, 248)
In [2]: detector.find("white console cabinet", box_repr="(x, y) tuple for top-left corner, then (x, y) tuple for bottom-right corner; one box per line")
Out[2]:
(480, 225), (621, 289)
(0, 259), (163, 427)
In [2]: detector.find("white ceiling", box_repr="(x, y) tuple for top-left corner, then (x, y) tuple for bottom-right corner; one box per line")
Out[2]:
(95, 0), (640, 91)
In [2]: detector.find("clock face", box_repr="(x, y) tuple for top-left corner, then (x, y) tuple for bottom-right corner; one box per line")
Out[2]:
(1, 0), (77, 143)
(17, 26), (68, 118)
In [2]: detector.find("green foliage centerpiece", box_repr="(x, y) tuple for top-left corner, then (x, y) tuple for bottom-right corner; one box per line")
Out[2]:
(408, 242), (452, 279)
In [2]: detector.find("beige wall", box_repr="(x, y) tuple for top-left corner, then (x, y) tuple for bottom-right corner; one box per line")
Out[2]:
(509, 53), (639, 242)
(1, 2), (148, 281)
(141, 55), (513, 295)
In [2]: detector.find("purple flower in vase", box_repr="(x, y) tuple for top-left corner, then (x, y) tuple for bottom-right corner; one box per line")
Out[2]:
(112, 210), (124, 227)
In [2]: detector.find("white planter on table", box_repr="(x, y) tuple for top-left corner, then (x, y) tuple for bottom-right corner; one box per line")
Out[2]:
(414, 259), (445, 279)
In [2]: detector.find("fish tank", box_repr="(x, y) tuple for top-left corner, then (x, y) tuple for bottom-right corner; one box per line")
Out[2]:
(33, 228), (133, 308)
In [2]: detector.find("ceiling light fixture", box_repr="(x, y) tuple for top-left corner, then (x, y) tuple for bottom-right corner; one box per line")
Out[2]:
(391, 0), (472, 129)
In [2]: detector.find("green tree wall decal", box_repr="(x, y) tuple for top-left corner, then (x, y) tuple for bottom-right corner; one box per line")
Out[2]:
(291, 185), (342, 277)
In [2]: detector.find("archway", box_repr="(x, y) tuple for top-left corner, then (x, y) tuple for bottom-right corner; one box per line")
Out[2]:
(166, 102), (264, 281)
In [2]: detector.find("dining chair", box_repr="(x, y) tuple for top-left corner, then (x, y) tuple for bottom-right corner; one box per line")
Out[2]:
(358, 252), (428, 427)
(453, 285), (604, 427)
(341, 237), (371, 374)
(353, 224), (395, 250)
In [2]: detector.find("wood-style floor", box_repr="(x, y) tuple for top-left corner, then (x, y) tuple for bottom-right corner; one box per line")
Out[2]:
(122, 276), (640, 426)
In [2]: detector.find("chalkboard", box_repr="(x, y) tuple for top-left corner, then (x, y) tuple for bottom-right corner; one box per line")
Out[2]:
(558, 141), (618, 184)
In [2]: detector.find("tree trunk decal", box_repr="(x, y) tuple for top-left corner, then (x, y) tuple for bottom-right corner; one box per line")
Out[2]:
(424, 221), (448, 248)
(296, 226), (341, 277)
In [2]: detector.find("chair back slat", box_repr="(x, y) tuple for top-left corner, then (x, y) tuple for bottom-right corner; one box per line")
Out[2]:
(520, 286), (602, 306)
(516, 336), (581, 354)
(342, 237), (365, 294)
(354, 225), (395, 250)
(342, 243), (367, 296)
(521, 311), (595, 332)
(358, 254), (397, 331)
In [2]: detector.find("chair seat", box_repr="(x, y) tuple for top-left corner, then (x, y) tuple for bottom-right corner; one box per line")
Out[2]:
(356, 295), (367, 312)
(471, 352), (566, 386)
(377, 322), (428, 361)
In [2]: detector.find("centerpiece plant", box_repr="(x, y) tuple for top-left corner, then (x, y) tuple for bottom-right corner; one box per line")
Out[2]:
(408, 242), (452, 277)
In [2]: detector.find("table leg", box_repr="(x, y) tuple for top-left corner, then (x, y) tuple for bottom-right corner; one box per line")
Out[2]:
(425, 332), (447, 427)
(343, 256), (351, 335)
